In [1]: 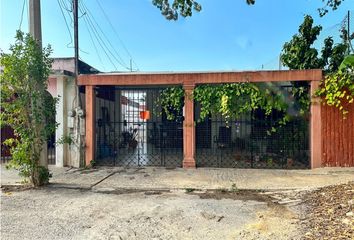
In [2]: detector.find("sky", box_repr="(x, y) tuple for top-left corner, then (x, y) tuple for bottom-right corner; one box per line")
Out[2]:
(0, 0), (353, 72)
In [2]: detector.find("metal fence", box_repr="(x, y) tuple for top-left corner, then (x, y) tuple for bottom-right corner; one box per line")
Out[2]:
(195, 118), (309, 169)
(47, 133), (56, 165)
(95, 87), (183, 167)
(1, 128), (56, 165)
(195, 84), (310, 169)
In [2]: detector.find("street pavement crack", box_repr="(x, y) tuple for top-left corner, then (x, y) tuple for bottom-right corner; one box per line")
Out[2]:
(90, 171), (117, 188)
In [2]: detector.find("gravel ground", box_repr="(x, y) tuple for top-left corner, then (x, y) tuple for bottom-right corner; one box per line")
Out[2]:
(299, 182), (354, 239)
(0, 187), (300, 240)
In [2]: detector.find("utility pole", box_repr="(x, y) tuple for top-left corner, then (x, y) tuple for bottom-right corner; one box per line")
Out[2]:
(72, 0), (85, 166)
(28, 0), (48, 169)
(29, 0), (42, 47)
(73, 0), (79, 78)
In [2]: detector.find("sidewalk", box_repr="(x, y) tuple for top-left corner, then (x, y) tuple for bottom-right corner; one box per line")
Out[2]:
(1, 164), (353, 191)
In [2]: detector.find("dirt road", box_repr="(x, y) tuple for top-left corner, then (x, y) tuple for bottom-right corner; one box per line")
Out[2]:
(1, 187), (299, 240)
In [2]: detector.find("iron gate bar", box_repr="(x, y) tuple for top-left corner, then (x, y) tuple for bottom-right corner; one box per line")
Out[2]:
(95, 87), (183, 167)
(195, 118), (309, 169)
(194, 84), (310, 169)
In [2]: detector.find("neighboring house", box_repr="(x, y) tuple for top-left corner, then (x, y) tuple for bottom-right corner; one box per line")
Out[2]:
(1, 58), (99, 168)
(48, 58), (99, 167)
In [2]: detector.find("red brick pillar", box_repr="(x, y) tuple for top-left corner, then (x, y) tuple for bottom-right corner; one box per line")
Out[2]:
(310, 80), (322, 168)
(183, 84), (196, 168)
(85, 85), (96, 166)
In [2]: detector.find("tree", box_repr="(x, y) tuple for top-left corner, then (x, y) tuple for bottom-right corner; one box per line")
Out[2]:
(280, 15), (349, 114)
(281, 15), (348, 72)
(0, 31), (56, 186)
(281, 15), (353, 116)
(153, 0), (255, 20)
(152, 0), (344, 20)
(318, 0), (345, 17)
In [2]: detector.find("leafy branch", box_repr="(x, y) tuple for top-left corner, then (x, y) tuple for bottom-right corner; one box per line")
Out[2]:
(0, 31), (57, 186)
(193, 83), (290, 128)
(315, 56), (354, 116)
(158, 83), (292, 132)
(156, 86), (184, 120)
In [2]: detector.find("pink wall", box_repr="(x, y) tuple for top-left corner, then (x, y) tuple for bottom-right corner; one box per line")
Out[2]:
(48, 77), (57, 97)
(51, 58), (75, 73)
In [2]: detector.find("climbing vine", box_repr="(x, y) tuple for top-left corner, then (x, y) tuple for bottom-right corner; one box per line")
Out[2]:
(193, 83), (289, 127)
(157, 86), (184, 120)
(315, 57), (354, 116)
(159, 83), (292, 131)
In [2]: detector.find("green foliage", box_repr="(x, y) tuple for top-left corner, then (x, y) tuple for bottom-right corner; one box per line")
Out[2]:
(230, 183), (239, 193)
(90, 159), (97, 168)
(315, 59), (354, 116)
(281, 15), (347, 72)
(56, 135), (74, 145)
(193, 83), (289, 125)
(157, 86), (184, 120)
(158, 83), (291, 130)
(4, 139), (31, 179)
(152, 0), (254, 20)
(339, 54), (354, 70)
(318, 0), (345, 17)
(37, 166), (51, 186)
(281, 15), (349, 114)
(0, 31), (56, 186)
(153, 0), (344, 20)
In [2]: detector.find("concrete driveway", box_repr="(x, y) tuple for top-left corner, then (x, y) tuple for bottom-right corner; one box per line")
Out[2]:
(2, 165), (352, 190)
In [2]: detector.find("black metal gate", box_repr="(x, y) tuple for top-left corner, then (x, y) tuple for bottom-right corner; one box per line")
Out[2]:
(195, 86), (310, 169)
(95, 87), (183, 167)
(47, 133), (56, 165)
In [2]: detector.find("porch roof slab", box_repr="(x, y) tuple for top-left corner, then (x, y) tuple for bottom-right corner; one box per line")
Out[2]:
(78, 69), (322, 86)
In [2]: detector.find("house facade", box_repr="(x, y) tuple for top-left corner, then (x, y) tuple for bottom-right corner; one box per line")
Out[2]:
(77, 69), (335, 169)
(2, 66), (353, 168)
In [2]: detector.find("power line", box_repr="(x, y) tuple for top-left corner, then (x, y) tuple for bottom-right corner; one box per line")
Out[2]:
(57, 0), (89, 54)
(60, 0), (72, 12)
(18, 0), (26, 30)
(80, 6), (105, 71)
(80, 1), (129, 69)
(57, 0), (73, 48)
(95, 0), (139, 71)
(80, 3), (119, 70)
(80, 1), (130, 70)
(79, 3), (120, 70)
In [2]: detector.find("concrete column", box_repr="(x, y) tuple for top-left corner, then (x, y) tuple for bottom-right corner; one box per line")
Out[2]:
(85, 85), (96, 166)
(55, 76), (67, 167)
(310, 80), (322, 168)
(183, 84), (196, 168)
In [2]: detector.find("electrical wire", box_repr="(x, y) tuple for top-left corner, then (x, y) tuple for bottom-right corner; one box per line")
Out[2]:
(57, 0), (74, 48)
(79, 3), (119, 70)
(18, 0), (26, 30)
(60, 0), (72, 12)
(80, 1), (130, 70)
(57, 0), (89, 54)
(80, 6), (106, 71)
(95, 0), (139, 71)
(81, 1), (129, 69)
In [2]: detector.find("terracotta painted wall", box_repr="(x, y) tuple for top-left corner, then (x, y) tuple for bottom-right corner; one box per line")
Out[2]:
(321, 102), (354, 167)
